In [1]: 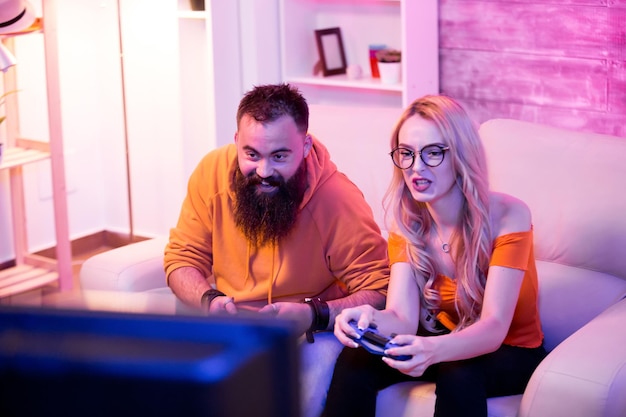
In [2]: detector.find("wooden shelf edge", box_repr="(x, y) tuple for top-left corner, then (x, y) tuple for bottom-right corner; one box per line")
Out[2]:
(16, 137), (51, 152)
(0, 264), (59, 299)
(178, 11), (206, 19)
(285, 75), (403, 93)
(0, 142), (50, 171)
(23, 253), (61, 270)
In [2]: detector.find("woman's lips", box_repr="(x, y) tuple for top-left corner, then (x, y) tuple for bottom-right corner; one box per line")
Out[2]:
(412, 177), (431, 192)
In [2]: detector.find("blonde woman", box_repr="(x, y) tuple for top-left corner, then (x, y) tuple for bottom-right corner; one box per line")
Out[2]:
(322, 95), (547, 417)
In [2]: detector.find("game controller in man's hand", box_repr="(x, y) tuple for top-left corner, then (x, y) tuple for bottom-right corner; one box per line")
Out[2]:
(347, 320), (411, 361)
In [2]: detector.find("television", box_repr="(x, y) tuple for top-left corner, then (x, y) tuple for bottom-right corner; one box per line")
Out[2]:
(0, 305), (301, 417)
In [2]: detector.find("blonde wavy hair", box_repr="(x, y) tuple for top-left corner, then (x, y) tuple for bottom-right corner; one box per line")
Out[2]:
(383, 95), (492, 333)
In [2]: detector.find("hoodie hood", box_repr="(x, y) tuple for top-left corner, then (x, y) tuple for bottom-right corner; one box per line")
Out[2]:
(299, 135), (338, 209)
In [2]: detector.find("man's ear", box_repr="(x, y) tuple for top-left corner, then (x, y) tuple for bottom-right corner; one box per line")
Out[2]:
(303, 134), (313, 157)
(234, 132), (238, 144)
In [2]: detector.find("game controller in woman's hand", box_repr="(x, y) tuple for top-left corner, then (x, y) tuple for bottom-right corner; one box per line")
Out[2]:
(347, 320), (411, 361)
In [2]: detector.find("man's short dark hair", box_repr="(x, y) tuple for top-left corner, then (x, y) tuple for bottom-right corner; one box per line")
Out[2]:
(236, 83), (309, 134)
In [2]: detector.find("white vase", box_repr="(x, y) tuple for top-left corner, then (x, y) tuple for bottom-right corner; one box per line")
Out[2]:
(378, 61), (401, 85)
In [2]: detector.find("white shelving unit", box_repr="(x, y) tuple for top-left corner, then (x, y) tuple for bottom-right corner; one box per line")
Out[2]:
(279, 0), (439, 108)
(0, 0), (73, 299)
(176, 0), (242, 177)
(276, 0), (438, 230)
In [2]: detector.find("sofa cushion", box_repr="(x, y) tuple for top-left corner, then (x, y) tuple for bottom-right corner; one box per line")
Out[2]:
(520, 299), (626, 417)
(377, 381), (436, 417)
(80, 237), (168, 292)
(535, 260), (626, 351)
(479, 119), (626, 280)
(376, 381), (522, 417)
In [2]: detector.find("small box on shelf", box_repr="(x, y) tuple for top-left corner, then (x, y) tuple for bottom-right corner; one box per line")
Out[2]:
(368, 44), (386, 79)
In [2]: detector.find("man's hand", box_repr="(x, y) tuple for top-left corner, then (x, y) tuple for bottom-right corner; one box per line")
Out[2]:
(208, 296), (237, 314)
(258, 302), (314, 336)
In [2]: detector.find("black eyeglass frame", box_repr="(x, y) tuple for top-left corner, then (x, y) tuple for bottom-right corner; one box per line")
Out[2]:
(389, 144), (451, 169)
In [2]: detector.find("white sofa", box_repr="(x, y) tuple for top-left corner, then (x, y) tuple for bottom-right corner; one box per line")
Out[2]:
(80, 119), (626, 417)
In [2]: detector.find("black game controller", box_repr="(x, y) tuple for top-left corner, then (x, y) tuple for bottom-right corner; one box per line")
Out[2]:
(347, 320), (411, 361)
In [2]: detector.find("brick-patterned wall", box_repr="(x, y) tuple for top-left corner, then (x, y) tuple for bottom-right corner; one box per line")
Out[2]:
(439, 0), (626, 137)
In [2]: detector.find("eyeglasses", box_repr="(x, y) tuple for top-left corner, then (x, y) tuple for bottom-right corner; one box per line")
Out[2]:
(389, 144), (450, 169)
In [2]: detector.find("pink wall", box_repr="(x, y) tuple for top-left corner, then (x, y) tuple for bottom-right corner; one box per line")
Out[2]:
(438, 0), (626, 137)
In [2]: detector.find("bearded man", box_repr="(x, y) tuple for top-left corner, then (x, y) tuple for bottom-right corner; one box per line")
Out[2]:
(165, 83), (389, 417)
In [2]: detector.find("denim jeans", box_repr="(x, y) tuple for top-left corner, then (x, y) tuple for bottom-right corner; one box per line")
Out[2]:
(299, 332), (345, 417)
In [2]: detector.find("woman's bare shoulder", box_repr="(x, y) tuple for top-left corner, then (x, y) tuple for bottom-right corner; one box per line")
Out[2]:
(488, 192), (531, 236)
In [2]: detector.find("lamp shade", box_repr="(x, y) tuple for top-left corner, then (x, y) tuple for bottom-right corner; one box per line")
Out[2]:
(0, 0), (36, 35)
(0, 43), (16, 73)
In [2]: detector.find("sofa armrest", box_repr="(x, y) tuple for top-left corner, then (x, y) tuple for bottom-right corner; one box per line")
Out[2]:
(79, 237), (169, 292)
(520, 298), (626, 417)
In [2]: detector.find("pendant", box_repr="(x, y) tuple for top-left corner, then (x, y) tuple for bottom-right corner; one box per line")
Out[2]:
(442, 243), (450, 253)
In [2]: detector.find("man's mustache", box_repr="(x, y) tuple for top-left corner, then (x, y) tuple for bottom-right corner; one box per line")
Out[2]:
(246, 173), (283, 188)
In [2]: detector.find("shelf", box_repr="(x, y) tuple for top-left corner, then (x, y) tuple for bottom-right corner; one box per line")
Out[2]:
(177, 11), (206, 19)
(0, 0), (74, 299)
(0, 264), (58, 299)
(280, 0), (402, 97)
(279, 0), (438, 108)
(0, 143), (50, 170)
(286, 74), (403, 92)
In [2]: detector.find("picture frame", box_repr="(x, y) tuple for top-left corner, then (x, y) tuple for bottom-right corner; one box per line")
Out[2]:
(314, 27), (347, 76)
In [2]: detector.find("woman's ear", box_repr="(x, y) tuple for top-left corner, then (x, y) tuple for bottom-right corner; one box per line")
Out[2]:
(303, 134), (313, 157)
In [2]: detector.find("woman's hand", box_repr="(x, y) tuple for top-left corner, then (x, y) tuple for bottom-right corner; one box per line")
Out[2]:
(381, 333), (437, 377)
(333, 305), (378, 348)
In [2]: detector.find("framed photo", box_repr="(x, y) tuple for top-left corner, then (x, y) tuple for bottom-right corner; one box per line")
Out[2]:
(314, 27), (347, 76)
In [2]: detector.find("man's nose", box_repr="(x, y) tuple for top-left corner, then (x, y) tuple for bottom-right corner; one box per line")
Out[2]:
(256, 159), (273, 178)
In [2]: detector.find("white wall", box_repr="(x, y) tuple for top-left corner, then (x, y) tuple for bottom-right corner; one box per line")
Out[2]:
(308, 104), (397, 233)
(118, 0), (187, 238)
(238, 0), (282, 90)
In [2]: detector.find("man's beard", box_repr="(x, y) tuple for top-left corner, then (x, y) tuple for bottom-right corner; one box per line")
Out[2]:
(233, 161), (308, 247)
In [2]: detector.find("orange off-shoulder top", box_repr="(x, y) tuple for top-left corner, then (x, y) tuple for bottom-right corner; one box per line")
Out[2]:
(388, 230), (543, 348)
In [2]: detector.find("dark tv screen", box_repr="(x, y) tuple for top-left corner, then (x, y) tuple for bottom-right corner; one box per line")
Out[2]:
(0, 306), (301, 417)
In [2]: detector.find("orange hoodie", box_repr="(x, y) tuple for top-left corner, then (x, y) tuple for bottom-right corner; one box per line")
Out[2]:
(164, 137), (389, 308)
